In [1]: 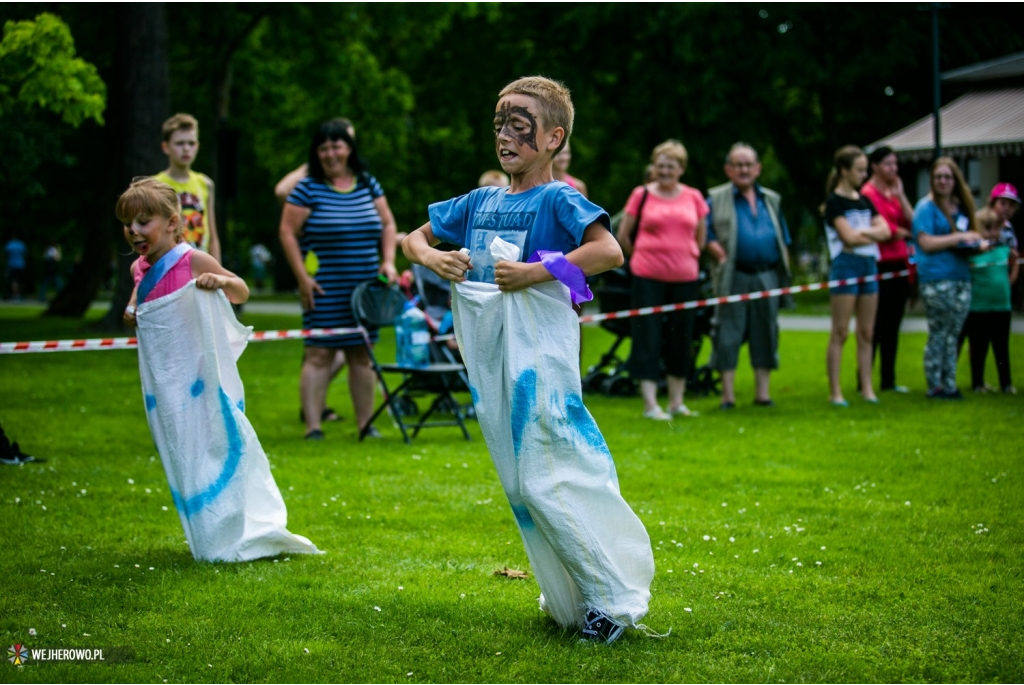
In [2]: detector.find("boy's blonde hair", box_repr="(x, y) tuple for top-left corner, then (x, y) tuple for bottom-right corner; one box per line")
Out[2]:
(975, 207), (1001, 232)
(498, 76), (573, 154)
(116, 177), (183, 239)
(651, 139), (688, 170)
(162, 113), (199, 142)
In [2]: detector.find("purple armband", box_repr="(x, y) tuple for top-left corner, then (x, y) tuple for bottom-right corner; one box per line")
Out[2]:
(528, 250), (594, 305)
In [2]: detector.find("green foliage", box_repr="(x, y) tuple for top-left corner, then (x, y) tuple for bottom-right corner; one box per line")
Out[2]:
(0, 12), (105, 125)
(4, 3), (1024, 306)
(1, 306), (1022, 681)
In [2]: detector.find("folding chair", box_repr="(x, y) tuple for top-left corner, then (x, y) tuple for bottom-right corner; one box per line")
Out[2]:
(350, 280), (472, 443)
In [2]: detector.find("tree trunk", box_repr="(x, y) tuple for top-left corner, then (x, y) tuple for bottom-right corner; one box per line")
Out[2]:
(46, 5), (170, 325)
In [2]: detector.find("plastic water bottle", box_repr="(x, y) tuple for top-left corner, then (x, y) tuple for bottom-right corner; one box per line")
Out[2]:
(396, 298), (430, 368)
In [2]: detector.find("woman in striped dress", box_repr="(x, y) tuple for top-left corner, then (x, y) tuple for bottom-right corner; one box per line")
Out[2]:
(279, 119), (398, 440)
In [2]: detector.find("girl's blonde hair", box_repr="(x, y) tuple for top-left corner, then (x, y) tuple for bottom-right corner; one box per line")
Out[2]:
(975, 207), (1001, 232)
(115, 177), (182, 239)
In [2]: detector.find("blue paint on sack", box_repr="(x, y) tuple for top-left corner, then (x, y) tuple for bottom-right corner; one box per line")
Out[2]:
(469, 385), (480, 404)
(145, 394), (157, 411)
(564, 393), (611, 456)
(510, 369), (537, 458)
(510, 503), (535, 529)
(169, 386), (243, 518)
(190, 378), (205, 397)
(236, 399), (245, 413)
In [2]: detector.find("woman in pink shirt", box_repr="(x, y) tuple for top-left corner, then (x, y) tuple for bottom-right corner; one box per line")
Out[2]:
(617, 140), (708, 420)
(860, 146), (914, 393)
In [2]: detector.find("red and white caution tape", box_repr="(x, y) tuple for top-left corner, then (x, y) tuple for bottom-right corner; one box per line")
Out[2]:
(0, 327), (369, 355)
(577, 268), (913, 325)
(5, 260), (1020, 353)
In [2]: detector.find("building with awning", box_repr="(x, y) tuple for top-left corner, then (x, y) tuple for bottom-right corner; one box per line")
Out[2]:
(867, 52), (1024, 205)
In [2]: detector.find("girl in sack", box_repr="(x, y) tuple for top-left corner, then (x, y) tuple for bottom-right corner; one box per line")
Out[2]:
(119, 177), (318, 562)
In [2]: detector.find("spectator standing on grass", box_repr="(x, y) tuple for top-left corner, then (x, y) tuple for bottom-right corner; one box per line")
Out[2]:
(822, 146), (892, 407)
(957, 208), (1017, 394)
(705, 143), (792, 409)
(38, 243), (63, 302)
(912, 157), (984, 400)
(4, 234), (28, 301)
(861, 146), (914, 393)
(154, 114), (220, 263)
(988, 182), (1020, 250)
(274, 118), (358, 428)
(616, 140), (707, 420)
(987, 183), (1022, 310)
(279, 118), (399, 440)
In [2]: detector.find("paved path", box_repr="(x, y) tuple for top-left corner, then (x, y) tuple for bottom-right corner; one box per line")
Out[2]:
(6, 299), (1024, 334)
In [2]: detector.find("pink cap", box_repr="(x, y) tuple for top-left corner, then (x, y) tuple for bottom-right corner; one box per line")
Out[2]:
(990, 182), (1020, 204)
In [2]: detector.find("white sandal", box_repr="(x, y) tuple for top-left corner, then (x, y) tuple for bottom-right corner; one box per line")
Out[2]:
(669, 404), (699, 417)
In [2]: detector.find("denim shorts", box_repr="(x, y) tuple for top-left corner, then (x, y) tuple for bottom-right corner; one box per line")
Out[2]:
(829, 252), (878, 296)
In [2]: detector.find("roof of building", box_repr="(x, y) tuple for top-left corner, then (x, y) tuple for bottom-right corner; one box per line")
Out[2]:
(942, 51), (1024, 84)
(867, 88), (1024, 162)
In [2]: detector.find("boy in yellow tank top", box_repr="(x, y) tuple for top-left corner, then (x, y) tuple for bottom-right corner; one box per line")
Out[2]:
(154, 113), (220, 262)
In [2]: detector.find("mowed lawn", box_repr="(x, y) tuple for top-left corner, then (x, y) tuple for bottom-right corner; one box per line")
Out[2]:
(1, 304), (1022, 683)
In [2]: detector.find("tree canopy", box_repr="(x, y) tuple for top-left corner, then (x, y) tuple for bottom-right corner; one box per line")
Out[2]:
(1, 3), (1021, 320)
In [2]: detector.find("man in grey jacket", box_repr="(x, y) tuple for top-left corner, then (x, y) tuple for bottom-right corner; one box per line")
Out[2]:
(705, 143), (791, 409)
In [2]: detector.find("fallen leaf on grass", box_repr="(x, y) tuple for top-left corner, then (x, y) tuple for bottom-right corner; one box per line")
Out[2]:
(493, 566), (528, 579)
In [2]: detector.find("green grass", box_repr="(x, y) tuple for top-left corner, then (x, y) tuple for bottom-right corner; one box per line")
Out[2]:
(1, 306), (1022, 683)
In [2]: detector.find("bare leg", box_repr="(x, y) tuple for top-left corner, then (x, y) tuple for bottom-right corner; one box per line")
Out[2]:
(640, 380), (661, 414)
(827, 294), (856, 403)
(720, 370), (736, 404)
(855, 294), (879, 401)
(344, 345), (376, 431)
(665, 375), (686, 412)
(301, 347), (334, 434)
(754, 368), (772, 403)
(330, 349), (347, 380)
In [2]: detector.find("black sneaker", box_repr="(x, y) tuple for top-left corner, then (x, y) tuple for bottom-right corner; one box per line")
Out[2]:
(1, 441), (37, 465)
(944, 389), (964, 400)
(581, 609), (626, 644)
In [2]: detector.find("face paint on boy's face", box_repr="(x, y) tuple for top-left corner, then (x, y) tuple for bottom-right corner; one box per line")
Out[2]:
(494, 102), (538, 151)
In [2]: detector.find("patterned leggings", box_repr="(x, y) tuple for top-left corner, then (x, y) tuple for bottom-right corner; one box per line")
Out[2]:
(920, 280), (972, 393)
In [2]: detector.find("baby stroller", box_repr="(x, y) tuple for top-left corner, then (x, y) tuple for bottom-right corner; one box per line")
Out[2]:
(582, 266), (636, 396)
(581, 266), (720, 398)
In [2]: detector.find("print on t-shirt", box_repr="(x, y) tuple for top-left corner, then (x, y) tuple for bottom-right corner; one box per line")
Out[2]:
(824, 194), (879, 260)
(179, 191), (207, 250)
(467, 211), (533, 283)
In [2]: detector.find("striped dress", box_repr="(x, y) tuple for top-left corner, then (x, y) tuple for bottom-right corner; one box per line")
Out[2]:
(287, 174), (384, 347)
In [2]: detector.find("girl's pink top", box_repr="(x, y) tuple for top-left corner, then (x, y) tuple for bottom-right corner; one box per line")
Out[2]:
(626, 184), (709, 283)
(132, 250), (194, 303)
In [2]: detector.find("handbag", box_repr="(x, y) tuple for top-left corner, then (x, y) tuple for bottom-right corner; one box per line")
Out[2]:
(629, 188), (649, 244)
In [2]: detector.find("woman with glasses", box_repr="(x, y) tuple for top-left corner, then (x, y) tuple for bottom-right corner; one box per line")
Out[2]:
(912, 157), (984, 399)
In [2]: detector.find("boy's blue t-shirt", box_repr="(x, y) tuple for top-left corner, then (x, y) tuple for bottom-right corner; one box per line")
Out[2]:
(912, 197), (971, 283)
(428, 181), (609, 284)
